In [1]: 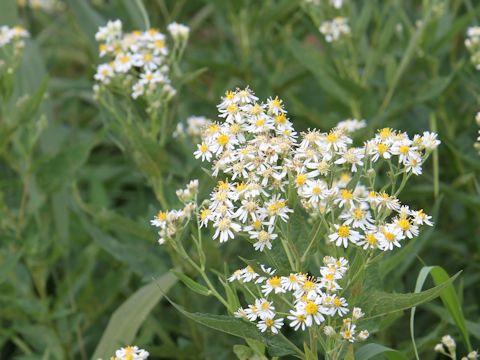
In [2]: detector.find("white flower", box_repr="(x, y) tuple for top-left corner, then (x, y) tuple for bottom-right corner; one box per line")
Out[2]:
(167, 22), (190, 41)
(288, 309), (308, 331)
(194, 142), (213, 162)
(352, 307), (364, 320)
(319, 17), (350, 42)
(257, 317), (284, 334)
(261, 276), (286, 296)
(329, 224), (362, 248)
(378, 225), (405, 251)
(212, 216), (241, 242)
(115, 345), (149, 360)
(358, 330), (370, 341)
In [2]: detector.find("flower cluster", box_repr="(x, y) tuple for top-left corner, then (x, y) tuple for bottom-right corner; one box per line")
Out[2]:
(230, 257), (368, 342)
(94, 19), (189, 100)
(150, 180), (198, 245)
(110, 345), (149, 360)
(187, 87), (438, 253)
(434, 335), (478, 360)
(319, 17), (350, 42)
(475, 112), (480, 154)
(466, 26), (480, 70)
(0, 26), (29, 49)
(173, 116), (213, 139)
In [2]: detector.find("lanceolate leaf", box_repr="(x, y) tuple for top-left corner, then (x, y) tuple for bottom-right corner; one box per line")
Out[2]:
(363, 271), (460, 319)
(410, 266), (471, 357)
(170, 303), (303, 358)
(91, 273), (177, 360)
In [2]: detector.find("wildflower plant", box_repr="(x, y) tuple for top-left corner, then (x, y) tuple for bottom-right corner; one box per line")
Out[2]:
(0, 25), (29, 101)
(466, 26), (480, 70)
(150, 87), (453, 359)
(93, 19), (191, 208)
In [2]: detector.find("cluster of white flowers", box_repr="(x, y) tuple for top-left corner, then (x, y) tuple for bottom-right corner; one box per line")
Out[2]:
(150, 180), (198, 245)
(434, 335), (478, 360)
(110, 345), (149, 360)
(319, 17), (350, 42)
(466, 26), (480, 70)
(17, 0), (63, 12)
(94, 19), (189, 99)
(0, 26), (29, 49)
(230, 257), (368, 341)
(475, 112), (480, 154)
(188, 87), (438, 252)
(173, 116), (213, 139)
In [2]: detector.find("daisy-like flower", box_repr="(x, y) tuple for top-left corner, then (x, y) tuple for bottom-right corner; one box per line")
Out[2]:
(339, 206), (373, 230)
(335, 147), (364, 172)
(262, 276), (286, 296)
(194, 142), (213, 161)
(329, 224), (362, 248)
(256, 298), (276, 319)
(114, 345), (149, 360)
(334, 188), (357, 208)
(297, 296), (326, 326)
(378, 224), (405, 251)
(94, 63), (114, 84)
(212, 216), (241, 242)
(393, 216), (419, 239)
(257, 317), (284, 334)
(340, 323), (356, 342)
(281, 273), (302, 291)
(114, 52), (133, 73)
(287, 309), (308, 331)
(330, 296), (349, 316)
(319, 17), (351, 42)
(250, 227), (278, 252)
(241, 266), (259, 282)
(411, 209), (433, 226)
(302, 180), (328, 205)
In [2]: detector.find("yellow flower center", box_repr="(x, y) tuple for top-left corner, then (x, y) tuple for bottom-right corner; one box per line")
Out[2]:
(154, 39), (165, 48)
(399, 145), (410, 154)
(338, 225), (350, 238)
(353, 208), (364, 220)
(379, 128), (392, 139)
(366, 233), (377, 245)
(305, 301), (318, 315)
(377, 143), (388, 154)
(398, 218), (411, 230)
(157, 211), (167, 221)
(326, 132), (338, 143)
(268, 276), (281, 287)
(227, 104), (238, 114)
(265, 318), (274, 326)
(216, 134), (230, 146)
(276, 113), (287, 124)
(341, 189), (353, 200)
(296, 174), (307, 186)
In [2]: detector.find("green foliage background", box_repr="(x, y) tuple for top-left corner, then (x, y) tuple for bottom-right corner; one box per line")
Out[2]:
(0, 0), (479, 359)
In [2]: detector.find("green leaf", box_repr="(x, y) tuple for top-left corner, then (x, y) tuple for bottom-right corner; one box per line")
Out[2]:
(37, 138), (95, 193)
(233, 345), (268, 360)
(169, 303), (303, 358)
(410, 266), (471, 358)
(13, 77), (49, 124)
(171, 270), (211, 296)
(91, 273), (178, 360)
(66, 0), (104, 50)
(363, 271), (460, 319)
(355, 343), (409, 360)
